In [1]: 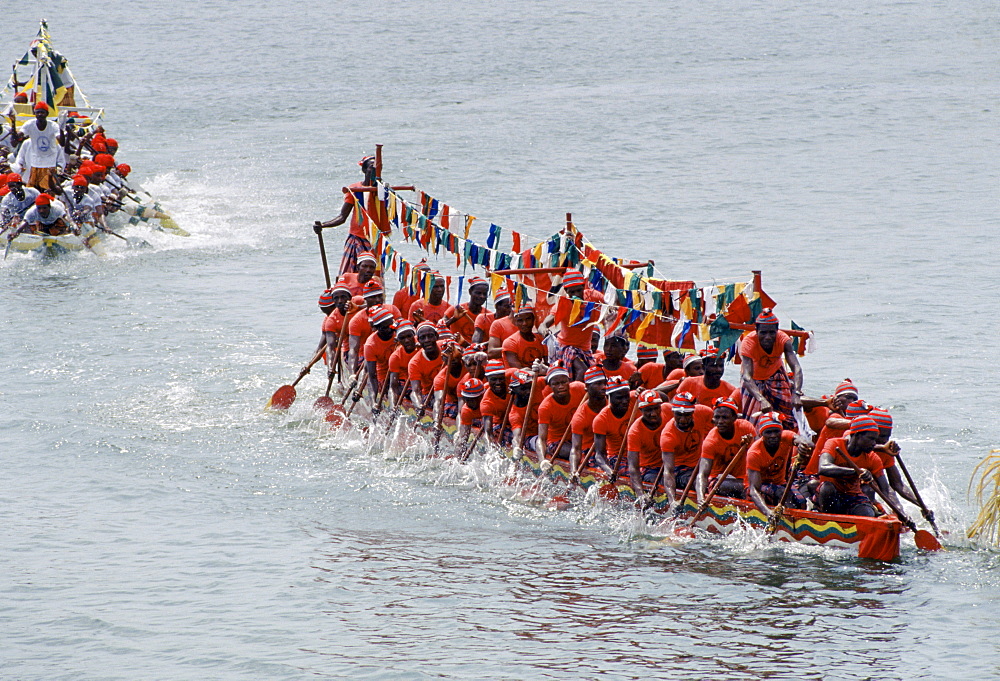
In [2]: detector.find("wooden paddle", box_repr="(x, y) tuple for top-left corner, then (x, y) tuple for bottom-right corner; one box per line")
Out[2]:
(892, 448), (941, 537)
(314, 222), (332, 288)
(641, 466), (666, 512)
(330, 308), (352, 386)
(838, 450), (941, 551)
(344, 370), (369, 418)
(313, 374), (337, 413)
(266, 344), (327, 410)
(686, 436), (753, 526)
(766, 455), (803, 535)
(370, 368), (394, 419)
(671, 464), (700, 517)
(492, 394), (515, 446)
(326, 362), (366, 427)
(460, 423), (488, 463)
(513, 370), (540, 455)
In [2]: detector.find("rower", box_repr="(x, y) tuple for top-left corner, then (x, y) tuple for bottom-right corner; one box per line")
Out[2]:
(362, 305), (398, 398)
(677, 349), (737, 407)
(746, 413), (806, 518)
(474, 289), (511, 344)
(347, 280), (400, 372)
(445, 276), (489, 343)
(386, 321), (419, 402)
(541, 269), (603, 381)
(637, 348), (684, 390)
(1, 174), (40, 232)
(409, 272), (450, 324)
(340, 251), (382, 298)
(659, 391), (714, 496)
(502, 305), (547, 369)
(407, 322), (445, 414)
(739, 308), (804, 427)
(536, 362), (587, 466)
(508, 364), (545, 451)
(316, 155), (378, 275)
(60, 175), (100, 225)
(868, 406), (924, 512)
(591, 377), (634, 477)
(432, 344), (472, 420)
(487, 290), (518, 358)
(601, 334), (637, 381)
(626, 390), (669, 504)
(479, 359), (514, 443)
(13, 102), (64, 192)
(314, 280), (356, 379)
(803, 379), (862, 478)
(568, 365), (608, 478)
(455, 377), (486, 456)
(21, 193), (69, 236)
(816, 415), (901, 518)
(696, 397), (756, 502)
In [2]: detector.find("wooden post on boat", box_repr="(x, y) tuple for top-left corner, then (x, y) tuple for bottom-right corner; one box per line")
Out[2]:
(752, 270), (762, 296)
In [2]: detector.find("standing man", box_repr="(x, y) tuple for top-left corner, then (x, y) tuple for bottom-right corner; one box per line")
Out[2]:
(13, 103), (64, 192)
(316, 155), (379, 275)
(540, 269), (604, 382)
(739, 308), (803, 427)
(445, 277), (490, 343)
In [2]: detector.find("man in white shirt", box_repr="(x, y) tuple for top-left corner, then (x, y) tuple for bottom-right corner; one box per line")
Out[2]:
(21, 193), (69, 235)
(13, 102), (65, 192)
(0, 174), (40, 232)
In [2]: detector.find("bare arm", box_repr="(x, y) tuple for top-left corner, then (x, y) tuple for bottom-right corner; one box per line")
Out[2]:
(783, 341), (803, 407)
(740, 356), (770, 410)
(746, 469), (773, 518)
(318, 199), (352, 228)
(695, 457), (713, 503)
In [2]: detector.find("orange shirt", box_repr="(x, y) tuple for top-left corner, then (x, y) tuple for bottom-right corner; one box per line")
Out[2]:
(489, 316), (517, 344)
(388, 345), (419, 384)
(603, 359), (638, 382)
(592, 395), (636, 463)
(445, 303), (481, 343)
(805, 421), (849, 475)
(363, 333), (396, 383)
(459, 403), (482, 426)
(638, 362), (665, 388)
(746, 430), (796, 485)
(502, 332), (547, 368)
(700, 419), (756, 481)
(407, 349), (444, 395)
(677, 376), (738, 408)
(740, 330), (792, 381)
(626, 407), (670, 468)
(433, 365), (467, 401)
(658, 404), (714, 469)
(818, 437), (885, 495)
(805, 403), (832, 435)
(570, 399), (605, 451)
(537, 382), (587, 447)
(409, 298), (451, 324)
(392, 288), (417, 318)
(873, 448), (897, 470)
(481, 376), (514, 421)
(349, 303), (402, 346)
(475, 311), (495, 336)
(344, 181), (373, 239)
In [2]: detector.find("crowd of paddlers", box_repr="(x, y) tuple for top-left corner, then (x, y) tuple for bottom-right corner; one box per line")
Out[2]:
(279, 155), (941, 540)
(0, 100), (162, 246)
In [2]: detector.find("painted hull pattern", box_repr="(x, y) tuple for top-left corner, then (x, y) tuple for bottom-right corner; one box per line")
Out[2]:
(358, 403), (904, 562)
(9, 225), (107, 257)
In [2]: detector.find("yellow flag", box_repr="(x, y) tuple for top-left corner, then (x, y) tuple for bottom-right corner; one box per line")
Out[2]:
(464, 216), (475, 239)
(634, 312), (654, 343)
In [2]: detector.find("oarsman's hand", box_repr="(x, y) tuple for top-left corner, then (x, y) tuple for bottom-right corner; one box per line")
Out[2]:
(313, 221), (324, 235)
(886, 440), (901, 456)
(411, 308), (425, 323)
(540, 459), (552, 473)
(859, 468), (874, 485)
(759, 398), (773, 412)
(740, 434), (754, 446)
(922, 508), (935, 523)
(328, 368), (337, 380)
(346, 299), (361, 314)
(299, 365), (311, 377)
(792, 392), (803, 408)
(638, 492), (652, 508)
(628, 373), (643, 390)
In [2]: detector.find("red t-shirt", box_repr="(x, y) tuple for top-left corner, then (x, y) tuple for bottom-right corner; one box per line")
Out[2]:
(570, 399), (605, 451)
(536, 382), (587, 447)
(363, 333), (396, 383)
(349, 303), (402, 346)
(344, 181), (373, 239)
(805, 402), (832, 435)
(592, 395), (636, 463)
(677, 375), (738, 408)
(556, 288), (604, 349)
(700, 419), (756, 482)
(409, 298), (451, 324)
(433, 365), (467, 401)
(818, 437), (885, 495)
(407, 349), (444, 395)
(603, 359), (638, 382)
(805, 421), (849, 475)
(746, 430), (796, 485)
(392, 288), (417, 318)
(740, 330), (792, 381)
(475, 311), (495, 336)
(502, 332), (547, 368)
(638, 362), (665, 388)
(387, 345), (419, 384)
(626, 407), (670, 468)
(459, 403), (482, 426)
(489, 316), (517, 344)
(445, 303), (480, 343)
(658, 404), (714, 469)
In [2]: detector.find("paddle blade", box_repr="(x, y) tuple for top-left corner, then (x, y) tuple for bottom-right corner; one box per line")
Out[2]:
(598, 482), (619, 501)
(267, 385), (296, 410)
(915, 530), (942, 551)
(546, 494), (571, 511)
(325, 406), (346, 428)
(313, 396), (335, 413)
